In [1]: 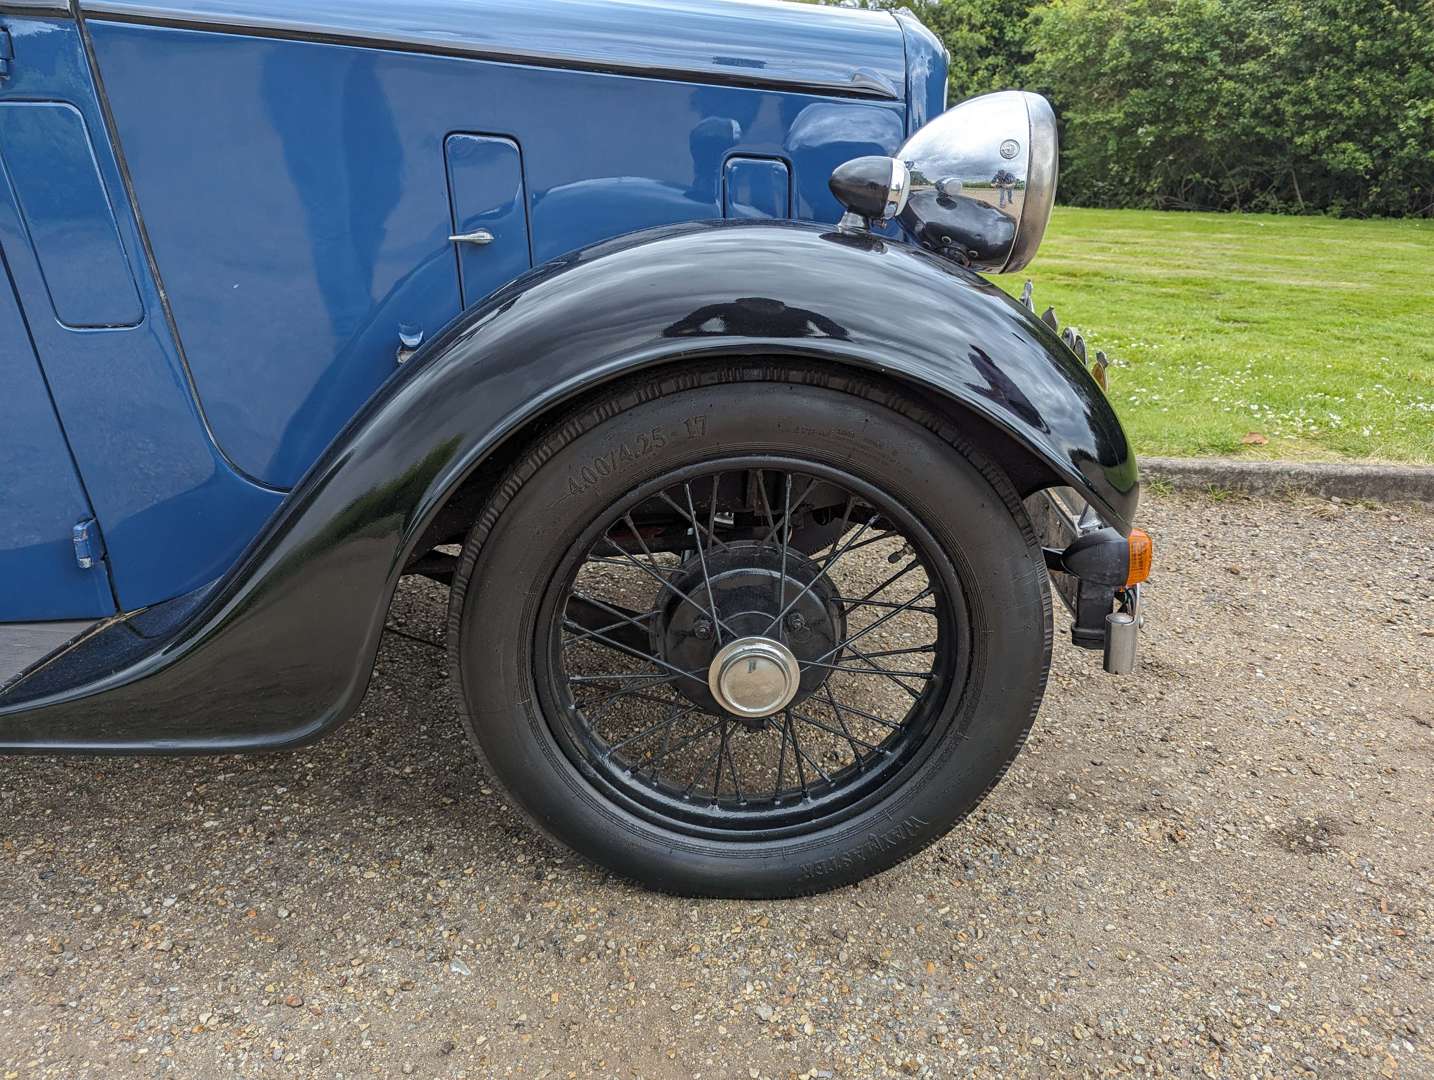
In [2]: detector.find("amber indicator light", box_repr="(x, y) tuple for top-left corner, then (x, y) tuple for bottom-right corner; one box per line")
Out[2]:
(1125, 528), (1153, 587)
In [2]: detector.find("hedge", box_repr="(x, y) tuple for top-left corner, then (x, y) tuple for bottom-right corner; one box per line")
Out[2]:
(810, 0), (1434, 216)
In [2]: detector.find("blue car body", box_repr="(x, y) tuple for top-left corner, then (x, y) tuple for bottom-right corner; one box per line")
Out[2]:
(1, 0), (942, 622)
(0, 0), (1136, 751)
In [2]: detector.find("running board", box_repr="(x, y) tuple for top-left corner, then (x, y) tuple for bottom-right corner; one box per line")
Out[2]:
(0, 621), (97, 690)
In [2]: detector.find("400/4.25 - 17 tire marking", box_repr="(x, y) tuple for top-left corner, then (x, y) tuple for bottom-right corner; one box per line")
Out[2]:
(564, 416), (710, 499)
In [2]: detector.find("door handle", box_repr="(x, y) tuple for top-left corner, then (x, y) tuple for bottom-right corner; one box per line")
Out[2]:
(449, 229), (494, 245)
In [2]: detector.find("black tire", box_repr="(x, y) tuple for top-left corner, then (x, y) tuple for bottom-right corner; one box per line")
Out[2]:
(448, 362), (1051, 898)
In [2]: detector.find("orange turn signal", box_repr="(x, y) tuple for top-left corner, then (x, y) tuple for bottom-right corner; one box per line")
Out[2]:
(1125, 528), (1153, 587)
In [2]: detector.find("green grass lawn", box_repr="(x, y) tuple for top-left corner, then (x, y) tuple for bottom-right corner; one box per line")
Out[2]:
(994, 208), (1434, 462)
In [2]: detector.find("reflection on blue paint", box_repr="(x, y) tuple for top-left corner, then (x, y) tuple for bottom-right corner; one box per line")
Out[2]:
(92, 22), (908, 489)
(1, 2), (948, 613)
(723, 157), (791, 220)
(0, 258), (116, 619)
(0, 102), (141, 329)
(0, 17), (282, 614)
(446, 135), (532, 308)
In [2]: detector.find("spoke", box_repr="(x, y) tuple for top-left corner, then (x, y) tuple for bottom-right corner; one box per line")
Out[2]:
(569, 670), (689, 686)
(724, 731), (744, 803)
(808, 655), (932, 700)
(608, 517), (739, 639)
(824, 693), (905, 732)
(553, 463), (956, 819)
(683, 482), (722, 645)
(776, 473), (792, 643)
(785, 709), (834, 786)
(561, 618), (701, 682)
(562, 601), (657, 651)
(753, 469), (777, 536)
(832, 595), (938, 615)
(585, 555), (679, 576)
(822, 684), (875, 765)
(606, 703), (701, 757)
(569, 592), (656, 633)
(813, 586), (935, 664)
(580, 686), (680, 726)
(588, 688), (678, 709)
(836, 639), (931, 699)
(785, 710), (809, 798)
(562, 614), (640, 649)
(684, 729), (727, 798)
(803, 498), (872, 563)
(708, 474), (721, 553)
(655, 489), (730, 553)
(791, 708), (888, 756)
(814, 529), (899, 560)
(771, 708), (789, 800)
(563, 592), (656, 655)
(851, 643), (938, 658)
(760, 475), (819, 545)
(845, 558), (921, 609)
(712, 719), (732, 802)
(803, 660), (934, 679)
(648, 716), (726, 776)
(762, 507), (873, 637)
(643, 705), (680, 781)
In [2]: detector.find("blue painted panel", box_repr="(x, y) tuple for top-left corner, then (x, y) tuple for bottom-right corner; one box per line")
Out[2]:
(897, 12), (949, 135)
(723, 156), (790, 219)
(80, 0), (907, 101)
(0, 17), (282, 613)
(0, 253), (115, 620)
(89, 22), (906, 488)
(445, 134), (531, 308)
(0, 102), (142, 328)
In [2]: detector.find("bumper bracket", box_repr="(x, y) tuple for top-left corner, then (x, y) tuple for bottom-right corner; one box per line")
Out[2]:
(1027, 488), (1146, 674)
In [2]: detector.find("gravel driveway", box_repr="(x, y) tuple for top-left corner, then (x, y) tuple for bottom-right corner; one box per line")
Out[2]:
(1, 491), (1429, 1079)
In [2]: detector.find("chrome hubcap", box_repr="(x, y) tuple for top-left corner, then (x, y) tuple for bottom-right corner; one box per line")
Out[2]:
(707, 636), (802, 718)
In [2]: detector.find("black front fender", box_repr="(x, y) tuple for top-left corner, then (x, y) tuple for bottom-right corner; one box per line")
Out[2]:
(0, 220), (1136, 751)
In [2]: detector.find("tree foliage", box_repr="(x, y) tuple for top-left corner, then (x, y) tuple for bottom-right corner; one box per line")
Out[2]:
(808, 0), (1434, 216)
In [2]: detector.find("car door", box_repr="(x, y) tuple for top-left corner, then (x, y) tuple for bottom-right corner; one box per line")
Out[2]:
(0, 261), (116, 622)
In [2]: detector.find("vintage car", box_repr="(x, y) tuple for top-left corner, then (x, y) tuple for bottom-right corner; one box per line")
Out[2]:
(0, 0), (1149, 897)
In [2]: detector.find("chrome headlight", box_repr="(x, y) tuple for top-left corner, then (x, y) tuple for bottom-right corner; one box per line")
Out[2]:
(896, 91), (1058, 274)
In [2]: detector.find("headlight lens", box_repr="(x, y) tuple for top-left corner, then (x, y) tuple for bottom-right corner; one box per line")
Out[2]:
(897, 90), (1058, 274)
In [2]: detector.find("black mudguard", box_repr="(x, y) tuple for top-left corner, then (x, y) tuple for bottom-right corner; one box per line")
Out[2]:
(0, 220), (1136, 751)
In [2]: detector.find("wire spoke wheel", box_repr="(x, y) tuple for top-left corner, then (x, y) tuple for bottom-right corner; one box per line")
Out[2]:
(536, 458), (970, 841)
(450, 368), (1051, 896)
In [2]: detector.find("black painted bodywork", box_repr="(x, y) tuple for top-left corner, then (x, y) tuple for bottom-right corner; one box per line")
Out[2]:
(0, 220), (1137, 752)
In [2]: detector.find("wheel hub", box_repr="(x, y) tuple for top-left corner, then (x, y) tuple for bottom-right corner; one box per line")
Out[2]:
(707, 637), (802, 718)
(652, 541), (845, 722)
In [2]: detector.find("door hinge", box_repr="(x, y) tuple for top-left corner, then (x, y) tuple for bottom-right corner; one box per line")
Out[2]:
(0, 28), (13, 80)
(72, 518), (105, 570)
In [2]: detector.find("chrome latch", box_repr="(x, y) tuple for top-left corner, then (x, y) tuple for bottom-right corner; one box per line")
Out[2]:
(396, 324), (424, 366)
(448, 229), (494, 246)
